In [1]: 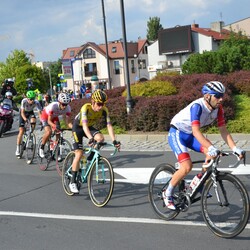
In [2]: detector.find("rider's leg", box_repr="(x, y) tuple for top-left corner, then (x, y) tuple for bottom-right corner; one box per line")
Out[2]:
(87, 132), (104, 162)
(39, 125), (52, 158)
(16, 127), (25, 156)
(30, 117), (36, 132)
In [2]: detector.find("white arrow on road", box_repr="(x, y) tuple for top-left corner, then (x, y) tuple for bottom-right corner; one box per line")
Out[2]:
(114, 164), (250, 184)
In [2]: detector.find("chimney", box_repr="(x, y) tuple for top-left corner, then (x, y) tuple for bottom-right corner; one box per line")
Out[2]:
(192, 23), (199, 28)
(210, 21), (225, 33)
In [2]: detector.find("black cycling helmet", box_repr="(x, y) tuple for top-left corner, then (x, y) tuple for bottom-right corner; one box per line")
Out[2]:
(91, 89), (107, 103)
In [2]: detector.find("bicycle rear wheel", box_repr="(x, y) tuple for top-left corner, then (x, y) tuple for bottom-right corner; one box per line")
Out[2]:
(88, 157), (114, 207)
(61, 151), (75, 196)
(25, 133), (36, 164)
(148, 163), (180, 220)
(201, 172), (250, 238)
(56, 138), (72, 176)
(37, 138), (51, 171)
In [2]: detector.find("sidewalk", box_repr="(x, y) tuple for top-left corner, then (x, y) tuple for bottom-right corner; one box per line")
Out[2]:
(59, 131), (250, 152)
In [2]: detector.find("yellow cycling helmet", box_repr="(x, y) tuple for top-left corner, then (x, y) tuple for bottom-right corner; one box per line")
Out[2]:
(91, 89), (107, 103)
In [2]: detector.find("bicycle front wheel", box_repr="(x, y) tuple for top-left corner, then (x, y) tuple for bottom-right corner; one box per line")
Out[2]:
(26, 133), (36, 164)
(56, 138), (72, 176)
(148, 163), (180, 220)
(61, 151), (75, 196)
(88, 157), (114, 207)
(201, 172), (250, 238)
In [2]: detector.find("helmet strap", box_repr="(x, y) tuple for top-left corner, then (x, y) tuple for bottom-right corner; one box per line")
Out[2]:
(204, 95), (216, 110)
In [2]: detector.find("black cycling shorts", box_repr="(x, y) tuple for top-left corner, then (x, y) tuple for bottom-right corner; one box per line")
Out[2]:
(19, 111), (36, 127)
(72, 121), (100, 150)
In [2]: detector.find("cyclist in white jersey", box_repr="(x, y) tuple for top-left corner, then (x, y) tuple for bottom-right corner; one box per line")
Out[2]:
(16, 91), (42, 157)
(163, 81), (244, 210)
(39, 92), (72, 158)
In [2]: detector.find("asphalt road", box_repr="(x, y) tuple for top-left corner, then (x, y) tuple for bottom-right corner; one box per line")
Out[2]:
(0, 124), (250, 250)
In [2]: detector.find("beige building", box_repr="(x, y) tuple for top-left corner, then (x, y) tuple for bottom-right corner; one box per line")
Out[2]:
(224, 17), (250, 37)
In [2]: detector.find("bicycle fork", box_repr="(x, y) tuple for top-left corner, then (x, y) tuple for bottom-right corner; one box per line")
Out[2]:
(211, 172), (229, 207)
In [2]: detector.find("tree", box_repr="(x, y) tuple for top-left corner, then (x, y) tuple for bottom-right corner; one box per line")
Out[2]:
(0, 50), (31, 81)
(146, 17), (163, 42)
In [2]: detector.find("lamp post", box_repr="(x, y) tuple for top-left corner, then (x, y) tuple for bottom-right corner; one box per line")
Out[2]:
(120, 0), (133, 113)
(46, 67), (53, 96)
(71, 58), (76, 98)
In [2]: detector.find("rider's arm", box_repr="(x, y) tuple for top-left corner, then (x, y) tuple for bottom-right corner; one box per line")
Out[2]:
(47, 115), (56, 129)
(82, 122), (93, 140)
(219, 125), (236, 150)
(20, 108), (27, 122)
(65, 115), (72, 129)
(107, 123), (116, 142)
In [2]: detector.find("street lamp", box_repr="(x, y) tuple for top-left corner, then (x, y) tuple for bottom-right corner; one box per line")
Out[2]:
(46, 67), (53, 96)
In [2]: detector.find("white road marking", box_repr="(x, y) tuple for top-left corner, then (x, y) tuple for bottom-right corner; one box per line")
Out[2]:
(114, 164), (250, 184)
(0, 211), (249, 229)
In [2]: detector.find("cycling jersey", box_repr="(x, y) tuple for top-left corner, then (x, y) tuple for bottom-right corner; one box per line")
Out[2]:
(169, 97), (226, 163)
(20, 98), (42, 112)
(41, 102), (71, 121)
(74, 103), (111, 127)
(171, 98), (225, 134)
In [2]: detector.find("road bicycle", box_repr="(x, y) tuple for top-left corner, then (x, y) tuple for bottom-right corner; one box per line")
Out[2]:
(18, 120), (36, 164)
(37, 128), (72, 173)
(148, 151), (250, 238)
(62, 142), (118, 207)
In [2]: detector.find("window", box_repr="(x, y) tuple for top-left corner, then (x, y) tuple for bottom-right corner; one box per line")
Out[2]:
(131, 60), (135, 73)
(83, 48), (96, 59)
(111, 47), (117, 53)
(114, 61), (120, 74)
(84, 63), (97, 77)
(138, 59), (146, 69)
(70, 50), (75, 57)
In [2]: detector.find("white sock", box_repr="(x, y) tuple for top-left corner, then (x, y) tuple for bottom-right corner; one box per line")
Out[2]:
(165, 182), (174, 197)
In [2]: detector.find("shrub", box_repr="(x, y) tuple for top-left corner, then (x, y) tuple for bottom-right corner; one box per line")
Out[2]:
(123, 80), (177, 97)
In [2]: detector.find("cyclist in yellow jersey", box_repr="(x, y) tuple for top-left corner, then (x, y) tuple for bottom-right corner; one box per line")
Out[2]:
(69, 89), (121, 193)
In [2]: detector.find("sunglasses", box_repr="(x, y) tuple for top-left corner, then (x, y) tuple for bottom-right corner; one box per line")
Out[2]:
(96, 102), (104, 107)
(212, 93), (224, 99)
(28, 98), (35, 101)
(61, 103), (68, 107)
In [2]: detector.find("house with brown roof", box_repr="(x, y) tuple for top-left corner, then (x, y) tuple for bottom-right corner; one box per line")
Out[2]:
(148, 21), (230, 78)
(61, 39), (149, 93)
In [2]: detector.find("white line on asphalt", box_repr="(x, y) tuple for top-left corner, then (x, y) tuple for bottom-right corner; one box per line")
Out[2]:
(0, 211), (248, 229)
(114, 165), (250, 184)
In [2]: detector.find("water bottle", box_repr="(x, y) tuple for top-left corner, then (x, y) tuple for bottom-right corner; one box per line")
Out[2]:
(189, 173), (203, 192)
(80, 155), (87, 173)
(50, 139), (56, 150)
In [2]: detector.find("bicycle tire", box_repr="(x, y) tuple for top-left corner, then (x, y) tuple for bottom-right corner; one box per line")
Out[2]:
(25, 132), (36, 164)
(201, 172), (250, 238)
(37, 138), (51, 171)
(148, 163), (180, 220)
(61, 151), (75, 196)
(56, 138), (72, 176)
(88, 156), (114, 207)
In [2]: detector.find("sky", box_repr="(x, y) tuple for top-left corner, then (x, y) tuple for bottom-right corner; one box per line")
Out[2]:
(0, 0), (249, 63)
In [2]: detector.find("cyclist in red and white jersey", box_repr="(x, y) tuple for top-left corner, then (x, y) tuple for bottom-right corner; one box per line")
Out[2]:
(39, 92), (72, 158)
(163, 81), (244, 210)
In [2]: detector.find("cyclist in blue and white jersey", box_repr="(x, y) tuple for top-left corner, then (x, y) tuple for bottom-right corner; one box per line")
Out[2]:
(15, 90), (42, 157)
(163, 81), (244, 210)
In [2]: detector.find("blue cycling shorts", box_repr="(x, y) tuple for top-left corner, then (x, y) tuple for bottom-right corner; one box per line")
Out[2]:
(168, 126), (203, 163)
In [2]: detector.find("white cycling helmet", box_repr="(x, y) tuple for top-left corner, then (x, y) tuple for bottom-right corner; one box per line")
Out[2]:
(5, 91), (13, 98)
(202, 81), (225, 95)
(58, 92), (71, 104)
